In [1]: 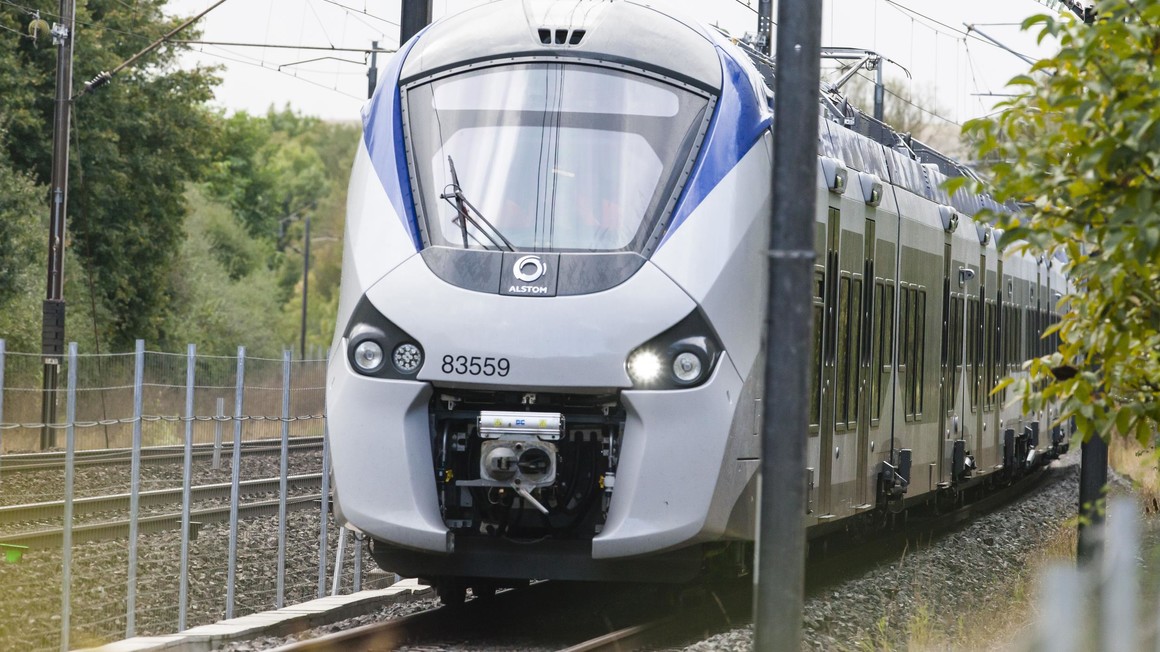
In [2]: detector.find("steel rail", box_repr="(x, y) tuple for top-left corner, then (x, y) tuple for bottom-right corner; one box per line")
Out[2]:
(0, 473), (322, 525)
(0, 436), (323, 472)
(0, 493), (322, 549)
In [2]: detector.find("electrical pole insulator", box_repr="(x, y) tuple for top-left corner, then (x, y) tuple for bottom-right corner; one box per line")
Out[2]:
(84, 71), (111, 92)
(50, 23), (69, 45)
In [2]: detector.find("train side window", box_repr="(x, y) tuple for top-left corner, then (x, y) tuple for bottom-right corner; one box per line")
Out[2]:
(809, 270), (824, 431)
(950, 296), (963, 410)
(881, 282), (895, 420)
(913, 289), (926, 418)
(900, 286), (912, 419)
(967, 298), (976, 410)
(849, 277), (863, 430)
(870, 282), (885, 423)
(985, 301), (996, 410)
(900, 286), (918, 417)
(836, 275), (852, 430)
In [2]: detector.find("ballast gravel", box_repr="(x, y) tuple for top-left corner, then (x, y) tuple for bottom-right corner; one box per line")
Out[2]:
(686, 455), (1087, 651)
(0, 451), (1099, 651)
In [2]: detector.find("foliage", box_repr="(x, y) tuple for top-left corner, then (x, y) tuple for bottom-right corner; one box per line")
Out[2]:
(961, 0), (1160, 445)
(205, 107), (330, 240)
(161, 188), (284, 357)
(0, 0), (219, 350)
(0, 157), (44, 350)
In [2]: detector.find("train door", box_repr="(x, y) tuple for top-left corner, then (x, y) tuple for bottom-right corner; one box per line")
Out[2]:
(816, 207), (841, 516)
(938, 243), (952, 483)
(974, 250), (986, 465)
(855, 219), (876, 507)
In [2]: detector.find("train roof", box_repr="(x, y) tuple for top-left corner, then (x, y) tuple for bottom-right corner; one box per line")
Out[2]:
(398, 0), (723, 91)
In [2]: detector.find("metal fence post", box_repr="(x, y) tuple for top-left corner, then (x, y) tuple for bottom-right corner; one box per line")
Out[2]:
(213, 397), (224, 470)
(226, 346), (245, 619)
(126, 339), (144, 638)
(332, 527), (347, 596)
(277, 349), (291, 609)
(179, 344), (196, 631)
(1103, 498), (1138, 652)
(353, 534), (363, 593)
(318, 427), (331, 599)
(60, 342), (77, 652)
(0, 339), (5, 479)
(1037, 565), (1084, 652)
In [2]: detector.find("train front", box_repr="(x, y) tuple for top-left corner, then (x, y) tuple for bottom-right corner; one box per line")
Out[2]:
(327, 0), (773, 585)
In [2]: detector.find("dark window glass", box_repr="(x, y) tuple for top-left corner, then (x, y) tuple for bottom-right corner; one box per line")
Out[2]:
(849, 278), (863, 428)
(914, 289), (926, 416)
(836, 276), (851, 428)
(406, 63), (709, 252)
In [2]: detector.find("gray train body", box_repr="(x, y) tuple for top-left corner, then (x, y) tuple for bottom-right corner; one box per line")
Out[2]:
(326, 0), (1068, 587)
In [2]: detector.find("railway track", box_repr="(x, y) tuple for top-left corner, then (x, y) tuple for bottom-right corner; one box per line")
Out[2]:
(0, 436), (324, 472)
(237, 464), (1065, 652)
(0, 473), (324, 548)
(0, 473), (322, 526)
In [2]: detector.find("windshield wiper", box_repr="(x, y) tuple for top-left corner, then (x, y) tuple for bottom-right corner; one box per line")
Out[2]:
(440, 156), (515, 252)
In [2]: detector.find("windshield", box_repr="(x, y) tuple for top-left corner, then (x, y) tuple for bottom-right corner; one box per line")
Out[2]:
(405, 62), (710, 252)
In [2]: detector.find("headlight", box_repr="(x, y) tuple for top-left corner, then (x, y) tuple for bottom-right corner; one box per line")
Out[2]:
(672, 351), (703, 384)
(344, 296), (425, 379)
(625, 309), (722, 389)
(627, 350), (663, 384)
(392, 342), (423, 374)
(353, 341), (385, 373)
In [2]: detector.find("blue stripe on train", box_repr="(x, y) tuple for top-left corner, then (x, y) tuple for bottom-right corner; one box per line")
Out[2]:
(362, 31), (425, 252)
(659, 49), (771, 249)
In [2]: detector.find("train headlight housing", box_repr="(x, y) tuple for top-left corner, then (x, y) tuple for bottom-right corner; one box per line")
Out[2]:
(672, 351), (703, 383)
(353, 341), (385, 373)
(344, 296), (425, 379)
(627, 350), (663, 384)
(392, 343), (423, 373)
(625, 309), (722, 389)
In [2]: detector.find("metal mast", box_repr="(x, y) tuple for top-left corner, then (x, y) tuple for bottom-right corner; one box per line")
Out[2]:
(400, 0), (432, 44)
(757, 0), (773, 56)
(41, 0), (77, 450)
(755, 0), (822, 649)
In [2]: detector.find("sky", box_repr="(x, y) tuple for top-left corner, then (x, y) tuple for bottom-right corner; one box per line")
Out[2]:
(163, 0), (1067, 125)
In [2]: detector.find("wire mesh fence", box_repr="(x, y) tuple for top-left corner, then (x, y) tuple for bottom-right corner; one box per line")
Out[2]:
(0, 340), (379, 652)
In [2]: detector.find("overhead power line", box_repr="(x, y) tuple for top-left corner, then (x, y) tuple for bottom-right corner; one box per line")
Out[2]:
(171, 39), (391, 54)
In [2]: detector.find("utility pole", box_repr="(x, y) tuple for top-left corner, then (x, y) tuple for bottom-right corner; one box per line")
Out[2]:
(41, 0), (77, 451)
(757, 0), (773, 56)
(754, 0), (821, 650)
(400, 0), (432, 45)
(367, 40), (379, 99)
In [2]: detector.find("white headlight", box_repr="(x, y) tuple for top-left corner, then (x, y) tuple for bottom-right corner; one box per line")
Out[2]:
(392, 342), (422, 373)
(627, 350), (663, 384)
(672, 351), (703, 383)
(353, 340), (384, 372)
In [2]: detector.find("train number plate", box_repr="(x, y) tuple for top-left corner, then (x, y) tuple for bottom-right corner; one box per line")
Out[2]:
(440, 354), (511, 377)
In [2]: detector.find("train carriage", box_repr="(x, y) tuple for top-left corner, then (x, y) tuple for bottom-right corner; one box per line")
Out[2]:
(326, 0), (1068, 600)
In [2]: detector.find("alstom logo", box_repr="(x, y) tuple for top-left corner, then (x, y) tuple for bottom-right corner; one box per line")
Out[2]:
(507, 285), (549, 295)
(513, 255), (546, 283)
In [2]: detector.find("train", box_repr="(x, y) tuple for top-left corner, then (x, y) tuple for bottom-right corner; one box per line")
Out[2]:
(325, 0), (1069, 603)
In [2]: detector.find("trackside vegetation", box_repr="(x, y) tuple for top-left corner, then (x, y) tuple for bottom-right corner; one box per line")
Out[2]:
(957, 0), (1160, 452)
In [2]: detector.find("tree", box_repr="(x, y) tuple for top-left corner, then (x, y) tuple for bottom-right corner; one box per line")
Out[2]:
(0, 0), (219, 350)
(0, 156), (44, 351)
(961, 0), (1160, 447)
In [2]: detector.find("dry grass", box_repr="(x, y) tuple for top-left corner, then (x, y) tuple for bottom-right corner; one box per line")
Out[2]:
(847, 516), (1079, 652)
(1108, 434), (1160, 512)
